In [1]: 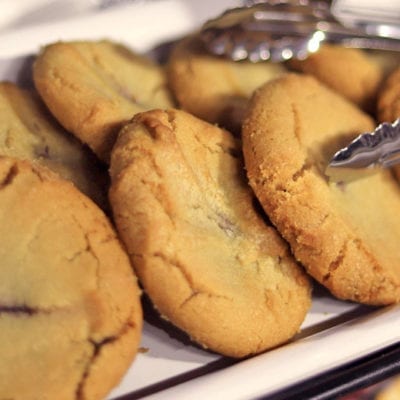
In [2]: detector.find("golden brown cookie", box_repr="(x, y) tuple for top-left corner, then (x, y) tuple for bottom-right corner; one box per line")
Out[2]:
(109, 108), (311, 358)
(376, 376), (400, 400)
(366, 50), (400, 78)
(33, 40), (173, 162)
(287, 44), (383, 111)
(377, 66), (400, 123)
(167, 35), (285, 134)
(0, 156), (142, 400)
(242, 73), (400, 305)
(0, 81), (108, 209)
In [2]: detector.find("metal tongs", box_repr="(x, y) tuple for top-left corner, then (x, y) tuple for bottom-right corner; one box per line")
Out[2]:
(200, 0), (400, 62)
(325, 119), (400, 182)
(200, 1), (400, 181)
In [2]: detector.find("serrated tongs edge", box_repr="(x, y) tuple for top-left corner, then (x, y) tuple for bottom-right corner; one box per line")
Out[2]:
(326, 118), (400, 182)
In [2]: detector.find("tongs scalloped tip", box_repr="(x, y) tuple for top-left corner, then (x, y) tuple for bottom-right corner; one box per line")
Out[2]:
(325, 118), (400, 183)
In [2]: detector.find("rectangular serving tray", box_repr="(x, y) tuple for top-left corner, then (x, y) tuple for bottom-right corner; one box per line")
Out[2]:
(1, 1), (399, 399)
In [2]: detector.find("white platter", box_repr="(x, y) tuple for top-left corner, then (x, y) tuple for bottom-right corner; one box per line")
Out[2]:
(1, 1), (399, 399)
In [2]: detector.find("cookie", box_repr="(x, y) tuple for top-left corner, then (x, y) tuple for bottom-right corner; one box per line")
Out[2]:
(242, 73), (400, 305)
(167, 35), (285, 134)
(109, 108), (311, 358)
(0, 156), (142, 400)
(33, 40), (173, 162)
(377, 66), (400, 123)
(0, 81), (108, 209)
(366, 50), (400, 78)
(377, 67), (400, 184)
(376, 376), (400, 400)
(287, 44), (383, 111)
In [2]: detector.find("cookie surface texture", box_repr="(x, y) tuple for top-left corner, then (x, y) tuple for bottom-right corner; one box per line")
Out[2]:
(33, 40), (173, 162)
(109, 108), (311, 357)
(287, 44), (383, 111)
(377, 66), (400, 123)
(0, 81), (108, 208)
(0, 157), (142, 400)
(167, 36), (284, 134)
(242, 73), (400, 305)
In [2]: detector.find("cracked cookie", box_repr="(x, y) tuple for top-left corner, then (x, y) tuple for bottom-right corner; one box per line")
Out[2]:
(287, 44), (383, 112)
(242, 73), (400, 305)
(0, 81), (108, 210)
(109, 108), (311, 358)
(33, 40), (174, 162)
(167, 35), (284, 134)
(377, 66), (400, 123)
(0, 156), (142, 400)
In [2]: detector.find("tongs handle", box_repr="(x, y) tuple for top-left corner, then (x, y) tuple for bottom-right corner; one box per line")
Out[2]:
(201, 0), (400, 62)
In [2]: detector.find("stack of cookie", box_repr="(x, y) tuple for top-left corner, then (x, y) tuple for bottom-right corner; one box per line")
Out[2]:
(166, 38), (400, 305)
(1, 32), (399, 399)
(32, 40), (312, 359)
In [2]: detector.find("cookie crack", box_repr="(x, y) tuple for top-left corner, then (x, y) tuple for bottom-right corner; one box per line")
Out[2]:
(66, 243), (92, 263)
(84, 233), (101, 291)
(291, 102), (302, 146)
(191, 130), (240, 159)
(151, 252), (232, 308)
(323, 240), (348, 282)
(208, 210), (238, 238)
(292, 162), (313, 182)
(0, 304), (38, 315)
(70, 214), (102, 290)
(192, 132), (220, 155)
(179, 291), (201, 309)
(0, 303), (70, 316)
(153, 251), (196, 294)
(217, 142), (241, 159)
(75, 338), (114, 400)
(75, 320), (136, 400)
(139, 176), (175, 227)
(179, 291), (231, 309)
(0, 162), (18, 190)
